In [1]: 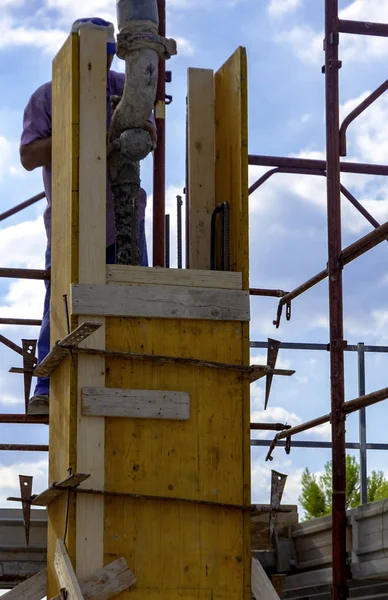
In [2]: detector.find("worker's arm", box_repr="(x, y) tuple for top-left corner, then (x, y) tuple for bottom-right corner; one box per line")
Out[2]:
(20, 138), (52, 172)
(20, 83), (52, 172)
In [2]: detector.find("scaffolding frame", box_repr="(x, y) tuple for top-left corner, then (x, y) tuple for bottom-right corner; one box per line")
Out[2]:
(248, 4), (388, 598)
(0, 3), (388, 598)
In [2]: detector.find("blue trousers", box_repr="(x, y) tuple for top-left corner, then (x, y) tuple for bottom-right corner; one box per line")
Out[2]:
(34, 222), (148, 396)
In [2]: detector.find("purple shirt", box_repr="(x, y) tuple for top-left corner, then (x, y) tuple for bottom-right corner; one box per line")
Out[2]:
(21, 70), (150, 248)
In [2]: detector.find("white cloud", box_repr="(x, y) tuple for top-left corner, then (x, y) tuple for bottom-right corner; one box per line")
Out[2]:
(280, 0), (388, 64)
(268, 0), (302, 17)
(175, 36), (195, 56)
(0, 459), (48, 508)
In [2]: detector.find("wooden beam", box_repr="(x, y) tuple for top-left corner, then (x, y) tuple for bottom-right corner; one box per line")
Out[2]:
(71, 283), (250, 321)
(54, 539), (84, 600)
(187, 68), (215, 269)
(34, 322), (102, 378)
(82, 387), (190, 420)
(107, 265), (242, 289)
(215, 47), (251, 600)
(215, 47), (249, 288)
(1, 569), (47, 600)
(48, 31), (80, 599)
(76, 28), (106, 580)
(51, 557), (136, 600)
(32, 473), (90, 506)
(251, 557), (280, 600)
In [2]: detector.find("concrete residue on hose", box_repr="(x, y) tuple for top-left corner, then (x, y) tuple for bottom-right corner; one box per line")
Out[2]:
(107, 2), (177, 265)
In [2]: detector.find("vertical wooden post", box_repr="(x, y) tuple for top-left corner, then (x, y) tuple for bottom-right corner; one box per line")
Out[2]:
(187, 68), (215, 270)
(76, 29), (107, 579)
(215, 46), (251, 600)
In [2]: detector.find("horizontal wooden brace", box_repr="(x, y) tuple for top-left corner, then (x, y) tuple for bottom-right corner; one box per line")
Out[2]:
(82, 387), (190, 420)
(34, 321), (102, 378)
(32, 473), (90, 507)
(107, 265), (242, 289)
(71, 283), (250, 321)
(1, 568), (47, 599)
(51, 557), (136, 600)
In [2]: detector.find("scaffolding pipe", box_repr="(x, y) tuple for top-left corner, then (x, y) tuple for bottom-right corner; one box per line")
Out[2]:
(339, 79), (388, 156)
(153, 0), (166, 266)
(358, 343), (367, 505)
(0, 192), (45, 223)
(0, 318), (41, 327)
(325, 1), (348, 596)
(276, 219), (388, 313)
(248, 154), (388, 176)
(0, 268), (50, 281)
(0, 414), (49, 424)
(338, 19), (388, 37)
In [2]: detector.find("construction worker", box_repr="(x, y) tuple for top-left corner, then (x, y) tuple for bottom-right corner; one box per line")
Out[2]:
(19, 17), (157, 415)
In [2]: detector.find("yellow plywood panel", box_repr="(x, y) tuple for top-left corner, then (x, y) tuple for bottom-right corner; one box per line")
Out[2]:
(48, 33), (79, 599)
(215, 47), (249, 290)
(187, 68), (215, 270)
(104, 498), (244, 599)
(215, 47), (250, 600)
(105, 318), (244, 505)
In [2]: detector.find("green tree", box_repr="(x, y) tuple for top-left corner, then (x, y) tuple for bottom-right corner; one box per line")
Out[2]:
(299, 455), (388, 520)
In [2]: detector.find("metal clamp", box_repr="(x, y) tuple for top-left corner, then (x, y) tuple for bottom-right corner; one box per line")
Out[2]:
(210, 202), (230, 271)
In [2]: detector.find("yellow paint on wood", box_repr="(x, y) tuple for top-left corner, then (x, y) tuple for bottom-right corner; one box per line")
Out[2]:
(48, 33), (80, 600)
(215, 47), (251, 600)
(215, 47), (249, 289)
(187, 68), (215, 269)
(105, 498), (244, 599)
(76, 29), (107, 579)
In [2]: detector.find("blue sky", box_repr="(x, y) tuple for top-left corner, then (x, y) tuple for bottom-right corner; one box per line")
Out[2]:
(1, 0), (388, 517)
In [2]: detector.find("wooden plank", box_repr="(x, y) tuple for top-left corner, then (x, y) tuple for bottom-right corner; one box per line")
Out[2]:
(80, 557), (136, 600)
(82, 387), (190, 420)
(215, 47), (251, 600)
(71, 283), (250, 321)
(107, 265), (242, 289)
(1, 569), (47, 600)
(51, 558), (136, 600)
(54, 539), (84, 600)
(34, 322), (102, 377)
(32, 474), (90, 507)
(76, 28), (107, 581)
(48, 32), (80, 600)
(251, 557), (280, 600)
(187, 68), (215, 269)
(215, 47), (249, 287)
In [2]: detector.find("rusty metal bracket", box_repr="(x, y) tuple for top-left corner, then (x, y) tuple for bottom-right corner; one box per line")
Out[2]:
(265, 339), (281, 410)
(285, 436), (292, 455)
(22, 340), (37, 414)
(273, 302), (284, 329)
(269, 470), (288, 539)
(19, 474), (33, 546)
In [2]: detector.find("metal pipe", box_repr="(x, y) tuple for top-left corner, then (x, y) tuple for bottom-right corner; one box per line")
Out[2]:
(250, 340), (388, 353)
(339, 79), (388, 156)
(250, 288), (287, 298)
(153, 0), (166, 266)
(0, 192), (45, 223)
(0, 268), (50, 281)
(0, 445), (48, 452)
(277, 219), (388, 314)
(0, 334), (24, 357)
(358, 343), (367, 505)
(165, 213), (170, 267)
(248, 154), (388, 176)
(249, 166), (382, 233)
(0, 414), (49, 424)
(177, 195), (183, 268)
(338, 19), (388, 37)
(250, 422), (291, 432)
(325, 1), (348, 595)
(252, 440), (388, 450)
(0, 318), (41, 327)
